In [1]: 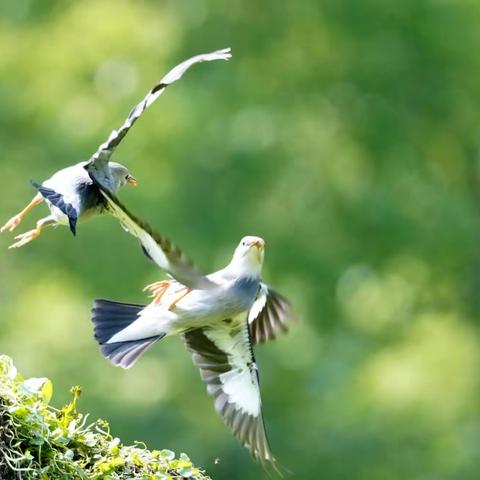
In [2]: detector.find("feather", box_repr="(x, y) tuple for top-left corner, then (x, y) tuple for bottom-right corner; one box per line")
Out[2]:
(183, 318), (277, 466)
(86, 48), (231, 191)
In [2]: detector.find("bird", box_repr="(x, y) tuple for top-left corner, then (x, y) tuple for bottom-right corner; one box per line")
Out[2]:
(1, 48), (232, 249)
(0, 162), (137, 249)
(88, 182), (296, 469)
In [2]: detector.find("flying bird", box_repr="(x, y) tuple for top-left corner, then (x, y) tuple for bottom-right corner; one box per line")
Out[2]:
(89, 184), (295, 468)
(1, 48), (232, 249)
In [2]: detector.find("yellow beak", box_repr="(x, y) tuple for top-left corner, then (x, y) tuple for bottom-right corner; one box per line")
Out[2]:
(250, 240), (265, 262)
(251, 240), (265, 250)
(127, 176), (138, 187)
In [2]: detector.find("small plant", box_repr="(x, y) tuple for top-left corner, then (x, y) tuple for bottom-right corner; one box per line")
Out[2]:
(0, 355), (210, 480)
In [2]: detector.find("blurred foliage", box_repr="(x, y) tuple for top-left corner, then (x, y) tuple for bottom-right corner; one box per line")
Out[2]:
(1, 0), (480, 478)
(0, 355), (209, 480)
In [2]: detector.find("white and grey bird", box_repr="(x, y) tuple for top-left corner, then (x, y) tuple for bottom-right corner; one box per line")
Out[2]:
(1, 48), (231, 249)
(89, 184), (296, 469)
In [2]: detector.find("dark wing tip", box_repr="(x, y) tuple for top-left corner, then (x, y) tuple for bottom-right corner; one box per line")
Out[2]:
(68, 216), (77, 236)
(151, 82), (167, 95)
(219, 400), (277, 471)
(251, 288), (297, 345)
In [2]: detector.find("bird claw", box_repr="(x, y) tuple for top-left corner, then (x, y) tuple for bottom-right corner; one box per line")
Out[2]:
(143, 281), (192, 308)
(143, 280), (170, 304)
(143, 280), (168, 292)
(168, 288), (192, 311)
(143, 280), (169, 295)
(8, 229), (40, 249)
(1, 214), (22, 233)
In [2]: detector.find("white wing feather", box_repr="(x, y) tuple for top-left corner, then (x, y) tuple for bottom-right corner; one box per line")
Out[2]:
(86, 48), (231, 190)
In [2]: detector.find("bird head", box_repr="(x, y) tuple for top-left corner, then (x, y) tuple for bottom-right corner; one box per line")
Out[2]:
(228, 236), (265, 277)
(109, 162), (137, 191)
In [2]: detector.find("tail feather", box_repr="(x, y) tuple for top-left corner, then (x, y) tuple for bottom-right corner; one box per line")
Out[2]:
(101, 336), (163, 369)
(92, 299), (164, 369)
(92, 299), (145, 343)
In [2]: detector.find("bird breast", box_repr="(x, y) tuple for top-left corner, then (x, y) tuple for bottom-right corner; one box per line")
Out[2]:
(149, 276), (260, 329)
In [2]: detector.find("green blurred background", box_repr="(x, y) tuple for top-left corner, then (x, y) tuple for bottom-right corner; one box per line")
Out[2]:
(1, 1), (480, 478)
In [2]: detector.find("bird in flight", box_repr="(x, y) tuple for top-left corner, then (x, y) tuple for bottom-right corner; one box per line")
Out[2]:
(1, 48), (231, 249)
(89, 182), (295, 470)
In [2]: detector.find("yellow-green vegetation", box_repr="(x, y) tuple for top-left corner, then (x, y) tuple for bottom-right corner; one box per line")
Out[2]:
(0, 356), (209, 480)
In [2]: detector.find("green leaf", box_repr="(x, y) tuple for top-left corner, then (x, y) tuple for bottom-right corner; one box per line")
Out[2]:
(0, 355), (18, 379)
(20, 377), (53, 402)
(159, 449), (175, 461)
(178, 466), (194, 477)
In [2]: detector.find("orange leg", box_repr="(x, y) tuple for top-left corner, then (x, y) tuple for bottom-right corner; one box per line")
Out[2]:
(168, 288), (192, 311)
(8, 216), (55, 249)
(1, 193), (43, 233)
(143, 280), (170, 304)
(143, 280), (169, 293)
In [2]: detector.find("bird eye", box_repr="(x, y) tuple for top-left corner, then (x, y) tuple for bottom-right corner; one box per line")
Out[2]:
(242, 241), (247, 246)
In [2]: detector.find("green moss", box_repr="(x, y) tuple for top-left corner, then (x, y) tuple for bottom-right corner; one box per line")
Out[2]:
(0, 355), (210, 480)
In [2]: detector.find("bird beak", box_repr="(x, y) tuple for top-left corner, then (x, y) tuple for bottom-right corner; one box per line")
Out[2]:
(250, 240), (265, 250)
(250, 240), (265, 262)
(127, 176), (138, 187)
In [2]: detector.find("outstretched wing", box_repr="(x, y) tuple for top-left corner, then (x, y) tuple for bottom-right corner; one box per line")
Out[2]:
(86, 48), (231, 190)
(248, 283), (296, 344)
(183, 319), (277, 469)
(91, 180), (214, 290)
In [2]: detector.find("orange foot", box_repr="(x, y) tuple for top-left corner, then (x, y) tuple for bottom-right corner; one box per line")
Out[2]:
(143, 280), (170, 304)
(1, 193), (43, 234)
(9, 228), (41, 249)
(168, 288), (192, 311)
(1, 214), (23, 233)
